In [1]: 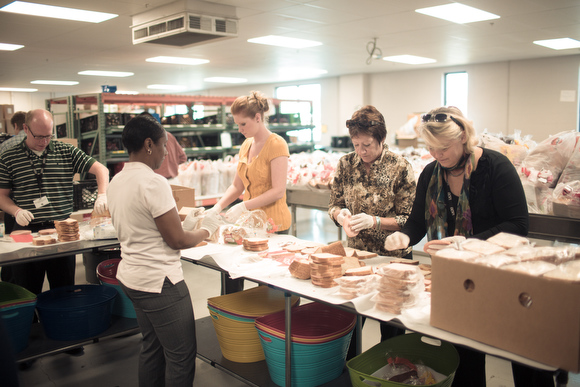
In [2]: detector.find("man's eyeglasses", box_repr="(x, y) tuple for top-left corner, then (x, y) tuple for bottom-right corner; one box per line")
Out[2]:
(26, 125), (54, 141)
(421, 113), (464, 130)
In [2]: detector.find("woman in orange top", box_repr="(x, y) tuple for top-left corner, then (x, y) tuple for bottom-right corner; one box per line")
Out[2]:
(210, 91), (291, 292)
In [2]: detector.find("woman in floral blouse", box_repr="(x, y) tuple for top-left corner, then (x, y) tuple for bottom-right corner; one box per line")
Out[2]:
(328, 105), (416, 258)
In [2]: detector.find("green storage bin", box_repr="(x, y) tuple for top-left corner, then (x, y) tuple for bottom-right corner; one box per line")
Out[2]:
(347, 333), (459, 387)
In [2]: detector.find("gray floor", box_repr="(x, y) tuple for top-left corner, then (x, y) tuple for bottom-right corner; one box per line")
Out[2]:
(15, 208), (580, 387)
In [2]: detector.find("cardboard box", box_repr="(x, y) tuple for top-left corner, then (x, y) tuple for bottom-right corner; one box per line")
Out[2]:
(552, 201), (580, 219)
(4, 119), (14, 135)
(396, 136), (418, 148)
(170, 185), (195, 210)
(0, 104), (14, 120)
(430, 256), (580, 372)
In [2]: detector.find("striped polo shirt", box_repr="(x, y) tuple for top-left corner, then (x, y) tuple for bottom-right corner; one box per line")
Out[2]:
(0, 140), (96, 223)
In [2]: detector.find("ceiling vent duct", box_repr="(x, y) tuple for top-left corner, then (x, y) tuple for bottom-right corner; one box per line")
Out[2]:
(131, 0), (238, 47)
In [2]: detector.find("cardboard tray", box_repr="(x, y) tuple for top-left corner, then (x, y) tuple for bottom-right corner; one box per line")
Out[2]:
(430, 256), (580, 372)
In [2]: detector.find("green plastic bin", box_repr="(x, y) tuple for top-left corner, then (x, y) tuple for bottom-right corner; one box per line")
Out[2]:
(347, 333), (459, 387)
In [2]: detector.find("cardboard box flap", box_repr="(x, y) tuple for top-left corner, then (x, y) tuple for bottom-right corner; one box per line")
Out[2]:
(170, 185), (195, 210)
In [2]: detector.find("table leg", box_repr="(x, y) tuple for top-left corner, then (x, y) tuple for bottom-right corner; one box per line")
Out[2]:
(285, 292), (292, 387)
(291, 204), (297, 236)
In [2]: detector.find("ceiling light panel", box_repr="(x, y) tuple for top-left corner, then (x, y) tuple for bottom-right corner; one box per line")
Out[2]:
(31, 80), (79, 85)
(248, 35), (322, 48)
(78, 71), (134, 77)
(0, 1), (118, 23)
(0, 87), (37, 92)
(383, 55), (437, 65)
(533, 38), (580, 50)
(0, 43), (24, 51)
(146, 57), (209, 65)
(416, 3), (500, 24)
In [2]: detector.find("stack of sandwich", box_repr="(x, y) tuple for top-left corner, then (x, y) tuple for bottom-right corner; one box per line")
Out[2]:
(373, 263), (424, 314)
(242, 237), (269, 252)
(54, 218), (80, 242)
(310, 253), (345, 288)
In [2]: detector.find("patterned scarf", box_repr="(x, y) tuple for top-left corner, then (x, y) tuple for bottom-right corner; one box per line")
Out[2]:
(425, 153), (475, 240)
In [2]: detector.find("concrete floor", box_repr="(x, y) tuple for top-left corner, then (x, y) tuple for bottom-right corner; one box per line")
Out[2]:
(14, 208), (580, 387)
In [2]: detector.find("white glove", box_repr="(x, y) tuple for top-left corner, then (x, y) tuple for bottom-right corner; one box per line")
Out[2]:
(225, 202), (247, 223)
(423, 235), (465, 256)
(205, 203), (223, 217)
(384, 231), (410, 251)
(336, 208), (351, 226)
(93, 194), (108, 215)
(349, 213), (374, 232)
(182, 207), (205, 231)
(15, 209), (34, 226)
(200, 209), (221, 236)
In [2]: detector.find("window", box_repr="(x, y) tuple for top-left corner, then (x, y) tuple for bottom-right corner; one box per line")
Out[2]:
(444, 72), (468, 115)
(275, 84), (321, 142)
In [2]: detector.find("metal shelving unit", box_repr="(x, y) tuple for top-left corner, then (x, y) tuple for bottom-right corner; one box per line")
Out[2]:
(46, 93), (315, 168)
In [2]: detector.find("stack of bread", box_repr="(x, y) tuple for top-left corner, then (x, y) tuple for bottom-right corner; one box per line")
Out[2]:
(432, 232), (580, 281)
(54, 219), (80, 242)
(242, 237), (269, 252)
(32, 235), (57, 246)
(310, 253), (345, 288)
(372, 263), (424, 314)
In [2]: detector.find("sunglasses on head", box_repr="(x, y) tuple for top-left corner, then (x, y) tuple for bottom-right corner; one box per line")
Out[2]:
(421, 113), (464, 130)
(346, 119), (380, 128)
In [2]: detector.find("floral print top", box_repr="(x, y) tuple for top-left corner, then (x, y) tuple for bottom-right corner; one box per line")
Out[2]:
(328, 146), (416, 257)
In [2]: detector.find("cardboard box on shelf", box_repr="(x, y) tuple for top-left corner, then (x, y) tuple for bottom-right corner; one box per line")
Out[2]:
(170, 185), (195, 210)
(552, 201), (580, 219)
(5, 119), (15, 135)
(430, 256), (580, 372)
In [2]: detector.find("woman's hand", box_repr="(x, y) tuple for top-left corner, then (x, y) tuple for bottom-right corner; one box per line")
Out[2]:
(350, 213), (374, 232)
(384, 231), (410, 251)
(336, 208), (351, 226)
(423, 236), (466, 255)
(225, 202), (247, 223)
(200, 210), (221, 236)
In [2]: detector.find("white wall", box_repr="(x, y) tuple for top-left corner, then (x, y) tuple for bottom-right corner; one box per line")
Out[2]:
(2, 54), (578, 147)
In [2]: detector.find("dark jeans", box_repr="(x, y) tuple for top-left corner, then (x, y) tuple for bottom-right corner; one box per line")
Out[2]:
(120, 278), (196, 387)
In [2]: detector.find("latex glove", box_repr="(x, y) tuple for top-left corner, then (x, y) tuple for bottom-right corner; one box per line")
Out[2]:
(384, 231), (410, 251)
(205, 203), (223, 217)
(15, 209), (34, 227)
(335, 208), (351, 226)
(349, 213), (374, 232)
(200, 209), (221, 236)
(423, 235), (466, 256)
(225, 202), (247, 223)
(182, 207), (205, 231)
(93, 194), (108, 215)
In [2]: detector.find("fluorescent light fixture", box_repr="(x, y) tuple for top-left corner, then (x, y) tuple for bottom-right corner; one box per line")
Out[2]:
(248, 35), (322, 49)
(383, 55), (437, 65)
(416, 3), (500, 24)
(533, 38), (580, 50)
(0, 43), (24, 51)
(147, 84), (188, 91)
(0, 1), (117, 23)
(279, 67), (327, 79)
(31, 80), (79, 85)
(204, 77), (247, 84)
(0, 87), (37, 92)
(146, 56), (209, 66)
(78, 70), (134, 77)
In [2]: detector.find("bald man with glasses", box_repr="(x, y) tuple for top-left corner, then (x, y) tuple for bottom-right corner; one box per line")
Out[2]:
(0, 109), (110, 295)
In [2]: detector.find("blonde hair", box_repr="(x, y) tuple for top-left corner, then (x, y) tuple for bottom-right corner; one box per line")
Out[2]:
(231, 91), (270, 123)
(418, 106), (478, 154)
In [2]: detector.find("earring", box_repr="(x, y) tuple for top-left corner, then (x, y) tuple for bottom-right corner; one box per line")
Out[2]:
(147, 149), (152, 155)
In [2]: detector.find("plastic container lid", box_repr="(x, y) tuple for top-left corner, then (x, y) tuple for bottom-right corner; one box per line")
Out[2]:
(207, 286), (299, 318)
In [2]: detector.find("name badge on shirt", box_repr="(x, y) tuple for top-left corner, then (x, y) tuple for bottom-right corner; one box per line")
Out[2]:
(34, 196), (49, 209)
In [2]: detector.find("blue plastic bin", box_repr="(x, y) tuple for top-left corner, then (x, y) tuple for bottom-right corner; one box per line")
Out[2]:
(36, 284), (117, 341)
(255, 302), (356, 387)
(0, 282), (37, 353)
